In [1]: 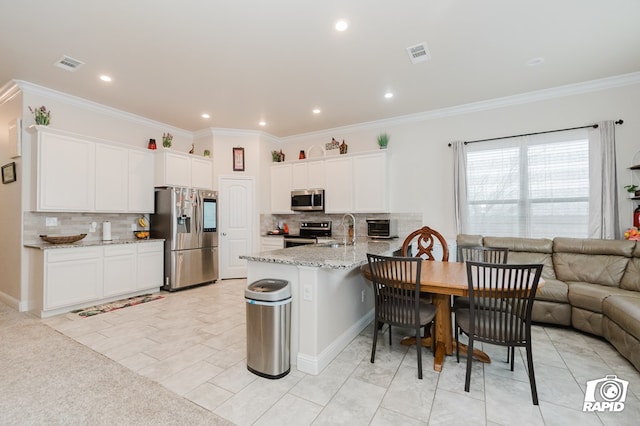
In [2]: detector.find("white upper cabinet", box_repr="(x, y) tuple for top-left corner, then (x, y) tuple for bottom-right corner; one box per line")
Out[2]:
(154, 150), (213, 189)
(324, 157), (353, 213)
(155, 150), (190, 187)
(269, 150), (388, 214)
(307, 161), (325, 189)
(291, 163), (308, 190)
(270, 163), (293, 213)
(95, 144), (128, 212)
(128, 150), (155, 213)
(33, 126), (155, 213)
(353, 152), (388, 212)
(292, 160), (325, 190)
(37, 130), (95, 212)
(191, 157), (214, 189)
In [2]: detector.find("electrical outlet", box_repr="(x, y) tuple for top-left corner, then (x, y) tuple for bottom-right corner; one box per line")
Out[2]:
(45, 217), (58, 227)
(361, 289), (365, 303)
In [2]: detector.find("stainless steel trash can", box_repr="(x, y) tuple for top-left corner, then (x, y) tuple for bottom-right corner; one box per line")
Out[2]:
(245, 279), (291, 379)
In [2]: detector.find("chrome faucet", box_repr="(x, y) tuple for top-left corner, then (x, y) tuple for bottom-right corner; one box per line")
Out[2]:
(342, 213), (356, 245)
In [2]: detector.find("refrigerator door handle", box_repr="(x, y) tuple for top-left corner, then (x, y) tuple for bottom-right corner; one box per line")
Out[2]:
(196, 191), (202, 236)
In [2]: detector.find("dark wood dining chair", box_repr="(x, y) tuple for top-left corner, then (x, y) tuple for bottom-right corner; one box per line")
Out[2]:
(454, 246), (511, 360)
(455, 261), (543, 405)
(367, 254), (437, 379)
(401, 226), (449, 261)
(401, 226), (448, 340)
(453, 246), (509, 310)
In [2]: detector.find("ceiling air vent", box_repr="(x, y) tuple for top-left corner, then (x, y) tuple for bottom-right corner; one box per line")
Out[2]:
(406, 42), (431, 64)
(54, 55), (85, 71)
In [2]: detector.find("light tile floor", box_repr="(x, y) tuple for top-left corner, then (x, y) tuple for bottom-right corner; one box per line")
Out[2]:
(44, 279), (640, 425)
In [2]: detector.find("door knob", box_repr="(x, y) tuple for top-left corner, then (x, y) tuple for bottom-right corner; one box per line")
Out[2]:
(222, 232), (227, 236)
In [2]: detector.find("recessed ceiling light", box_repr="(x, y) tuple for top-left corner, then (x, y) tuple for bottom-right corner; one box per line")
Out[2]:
(335, 20), (349, 31)
(201, 113), (210, 119)
(384, 92), (394, 99)
(526, 57), (545, 66)
(259, 121), (266, 126)
(312, 108), (321, 114)
(99, 75), (112, 82)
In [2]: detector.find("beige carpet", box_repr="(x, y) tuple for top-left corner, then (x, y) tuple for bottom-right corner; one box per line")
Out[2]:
(0, 303), (231, 425)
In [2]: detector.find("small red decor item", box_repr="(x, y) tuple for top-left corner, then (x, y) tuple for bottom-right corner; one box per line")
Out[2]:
(624, 227), (640, 241)
(148, 138), (157, 150)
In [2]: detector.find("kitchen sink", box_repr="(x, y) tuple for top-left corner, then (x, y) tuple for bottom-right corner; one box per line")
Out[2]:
(317, 242), (349, 248)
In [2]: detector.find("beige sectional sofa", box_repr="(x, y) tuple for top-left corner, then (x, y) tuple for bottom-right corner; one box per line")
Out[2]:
(456, 234), (640, 371)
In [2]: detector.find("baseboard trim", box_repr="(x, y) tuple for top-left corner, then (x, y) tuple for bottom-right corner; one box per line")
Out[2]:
(296, 309), (374, 375)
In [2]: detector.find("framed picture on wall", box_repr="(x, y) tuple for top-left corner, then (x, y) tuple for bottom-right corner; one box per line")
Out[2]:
(2, 162), (16, 184)
(233, 147), (245, 171)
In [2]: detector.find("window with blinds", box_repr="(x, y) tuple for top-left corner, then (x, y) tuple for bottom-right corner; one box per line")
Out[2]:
(465, 129), (589, 238)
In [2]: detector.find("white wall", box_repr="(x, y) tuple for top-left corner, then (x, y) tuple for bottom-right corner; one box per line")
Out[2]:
(278, 82), (640, 241)
(19, 81), (193, 152)
(0, 91), (23, 306)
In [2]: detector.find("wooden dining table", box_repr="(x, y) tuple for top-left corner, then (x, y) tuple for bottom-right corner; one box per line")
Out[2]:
(361, 260), (544, 372)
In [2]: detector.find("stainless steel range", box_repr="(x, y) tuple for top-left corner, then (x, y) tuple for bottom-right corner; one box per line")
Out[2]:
(283, 221), (332, 248)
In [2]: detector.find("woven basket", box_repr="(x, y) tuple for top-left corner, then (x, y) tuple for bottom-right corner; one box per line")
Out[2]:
(40, 234), (87, 244)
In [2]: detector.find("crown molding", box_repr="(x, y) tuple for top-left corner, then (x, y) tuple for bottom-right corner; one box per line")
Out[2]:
(281, 72), (640, 143)
(0, 80), (22, 105)
(14, 80), (193, 139)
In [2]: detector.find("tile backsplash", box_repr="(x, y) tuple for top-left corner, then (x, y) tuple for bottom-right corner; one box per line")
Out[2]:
(24, 212), (147, 244)
(261, 212), (422, 241)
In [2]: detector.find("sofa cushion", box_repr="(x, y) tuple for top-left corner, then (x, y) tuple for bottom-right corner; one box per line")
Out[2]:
(483, 236), (556, 279)
(567, 282), (633, 313)
(620, 243), (640, 291)
(531, 300), (571, 326)
(603, 318), (640, 372)
(572, 307), (603, 336)
(456, 234), (483, 247)
(535, 278), (568, 303)
(553, 238), (633, 287)
(603, 295), (640, 341)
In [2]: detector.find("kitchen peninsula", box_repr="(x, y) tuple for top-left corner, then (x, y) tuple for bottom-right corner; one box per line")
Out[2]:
(240, 240), (401, 375)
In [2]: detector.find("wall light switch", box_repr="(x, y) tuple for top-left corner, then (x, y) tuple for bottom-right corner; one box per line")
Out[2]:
(45, 217), (58, 227)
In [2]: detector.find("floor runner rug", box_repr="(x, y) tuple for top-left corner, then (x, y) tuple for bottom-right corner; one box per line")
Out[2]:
(71, 294), (164, 317)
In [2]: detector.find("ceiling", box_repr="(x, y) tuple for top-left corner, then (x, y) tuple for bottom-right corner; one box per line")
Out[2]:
(1, 1), (639, 137)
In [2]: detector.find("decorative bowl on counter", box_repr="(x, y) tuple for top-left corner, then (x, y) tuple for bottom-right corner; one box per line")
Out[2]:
(134, 231), (150, 239)
(40, 234), (87, 244)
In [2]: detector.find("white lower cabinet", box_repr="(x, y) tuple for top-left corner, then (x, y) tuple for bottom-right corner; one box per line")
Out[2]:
(44, 247), (102, 310)
(103, 244), (137, 297)
(260, 236), (284, 252)
(136, 242), (164, 290)
(35, 242), (164, 317)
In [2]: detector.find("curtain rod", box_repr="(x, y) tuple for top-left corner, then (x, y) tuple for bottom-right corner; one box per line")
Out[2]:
(447, 119), (624, 147)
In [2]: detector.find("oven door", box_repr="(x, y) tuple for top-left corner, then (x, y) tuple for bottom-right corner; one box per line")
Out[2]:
(284, 237), (317, 248)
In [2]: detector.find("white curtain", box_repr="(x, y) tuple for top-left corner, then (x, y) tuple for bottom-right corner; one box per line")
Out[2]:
(588, 121), (619, 239)
(452, 141), (468, 235)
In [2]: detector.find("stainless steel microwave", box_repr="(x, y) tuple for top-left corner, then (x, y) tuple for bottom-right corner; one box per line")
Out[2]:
(291, 189), (324, 212)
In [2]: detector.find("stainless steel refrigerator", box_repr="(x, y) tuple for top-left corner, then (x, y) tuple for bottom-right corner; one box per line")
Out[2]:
(151, 187), (218, 291)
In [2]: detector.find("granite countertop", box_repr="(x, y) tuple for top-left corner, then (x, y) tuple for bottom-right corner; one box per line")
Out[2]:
(24, 238), (165, 250)
(240, 239), (401, 269)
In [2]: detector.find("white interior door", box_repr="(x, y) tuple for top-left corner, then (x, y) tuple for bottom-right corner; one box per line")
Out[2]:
(218, 176), (254, 279)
